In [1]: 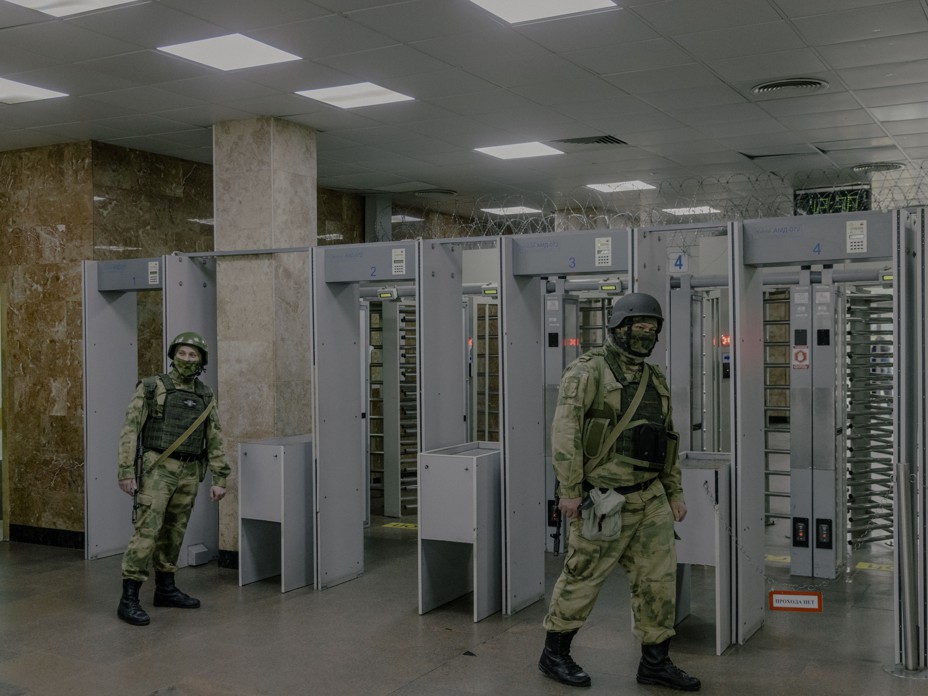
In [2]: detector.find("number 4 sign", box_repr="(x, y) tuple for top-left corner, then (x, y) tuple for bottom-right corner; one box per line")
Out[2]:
(668, 249), (688, 274)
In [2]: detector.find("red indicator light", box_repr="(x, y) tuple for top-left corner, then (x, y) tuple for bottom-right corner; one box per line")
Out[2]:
(720, 333), (731, 347)
(564, 338), (580, 347)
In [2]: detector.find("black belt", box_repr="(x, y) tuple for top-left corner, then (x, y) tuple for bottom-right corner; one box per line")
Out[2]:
(583, 477), (656, 496)
(152, 449), (201, 463)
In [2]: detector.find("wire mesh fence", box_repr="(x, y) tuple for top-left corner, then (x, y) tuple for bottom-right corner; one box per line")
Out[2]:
(391, 161), (928, 239)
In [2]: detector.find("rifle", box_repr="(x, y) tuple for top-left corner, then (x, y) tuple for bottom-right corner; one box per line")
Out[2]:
(132, 433), (143, 523)
(549, 490), (565, 557)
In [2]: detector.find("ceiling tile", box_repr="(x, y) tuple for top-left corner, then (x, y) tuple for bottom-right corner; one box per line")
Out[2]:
(838, 60), (928, 90)
(565, 38), (693, 76)
(673, 21), (805, 61)
(630, 0), (782, 35)
(253, 15), (399, 60)
(790, 1), (928, 45)
(68, 2), (231, 48)
(709, 49), (828, 83)
(514, 7), (659, 50)
(816, 32), (928, 69)
(156, 0), (330, 31)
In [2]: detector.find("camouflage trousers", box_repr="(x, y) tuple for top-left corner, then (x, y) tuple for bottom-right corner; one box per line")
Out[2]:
(121, 450), (200, 582)
(543, 479), (677, 645)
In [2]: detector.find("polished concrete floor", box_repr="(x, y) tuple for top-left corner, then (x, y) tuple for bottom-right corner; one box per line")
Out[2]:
(0, 518), (925, 696)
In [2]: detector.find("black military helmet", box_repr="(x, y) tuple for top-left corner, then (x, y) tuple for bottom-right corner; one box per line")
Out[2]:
(607, 292), (664, 331)
(168, 331), (209, 367)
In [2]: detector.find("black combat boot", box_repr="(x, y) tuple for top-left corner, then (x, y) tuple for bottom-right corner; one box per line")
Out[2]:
(117, 578), (150, 626)
(153, 571), (201, 609)
(538, 630), (592, 687)
(637, 639), (701, 691)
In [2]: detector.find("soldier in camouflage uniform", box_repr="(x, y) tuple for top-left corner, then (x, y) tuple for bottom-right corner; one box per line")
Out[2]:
(116, 331), (231, 626)
(538, 293), (700, 691)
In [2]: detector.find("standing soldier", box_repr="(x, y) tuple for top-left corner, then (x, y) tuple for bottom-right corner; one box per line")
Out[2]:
(538, 293), (701, 691)
(115, 331), (230, 626)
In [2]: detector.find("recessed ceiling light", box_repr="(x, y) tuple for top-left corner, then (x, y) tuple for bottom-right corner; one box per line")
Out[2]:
(0, 77), (67, 104)
(158, 34), (300, 71)
(482, 206), (543, 215)
(586, 180), (655, 192)
(4, 0), (138, 16)
(467, 0), (616, 23)
(475, 142), (564, 159)
(296, 82), (413, 109)
(662, 206), (721, 216)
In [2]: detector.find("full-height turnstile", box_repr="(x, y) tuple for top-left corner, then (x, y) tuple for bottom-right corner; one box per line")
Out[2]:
(83, 255), (218, 563)
(788, 276), (847, 578)
(731, 210), (894, 644)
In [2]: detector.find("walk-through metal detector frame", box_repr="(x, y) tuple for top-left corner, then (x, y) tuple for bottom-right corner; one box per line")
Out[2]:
(634, 223), (734, 655)
(83, 254), (218, 563)
(732, 210), (894, 646)
(310, 241), (421, 589)
(503, 229), (631, 614)
(891, 207), (927, 674)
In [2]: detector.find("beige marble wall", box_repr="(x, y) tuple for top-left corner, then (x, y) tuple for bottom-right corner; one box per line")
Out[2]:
(213, 117), (317, 552)
(0, 142), (212, 539)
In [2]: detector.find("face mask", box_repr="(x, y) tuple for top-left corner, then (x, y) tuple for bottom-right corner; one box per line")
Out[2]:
(174, 358), (200, 379)
(612, 325), (658, 358)
(628, 327), (657, 357)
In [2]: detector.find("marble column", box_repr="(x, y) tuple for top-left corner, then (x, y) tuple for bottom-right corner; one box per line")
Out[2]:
(212, 117), (317, 553)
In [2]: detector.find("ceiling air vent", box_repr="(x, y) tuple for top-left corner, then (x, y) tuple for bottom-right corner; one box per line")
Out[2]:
(852, 162), (905, 174)
(751, 78), (829, 95)
(552, 135), (627, 146)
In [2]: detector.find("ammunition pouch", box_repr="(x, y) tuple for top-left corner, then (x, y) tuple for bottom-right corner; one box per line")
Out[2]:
(580, 488), (626, 541)
(582, 406), (616, 461)
(631, 423), (679, 473)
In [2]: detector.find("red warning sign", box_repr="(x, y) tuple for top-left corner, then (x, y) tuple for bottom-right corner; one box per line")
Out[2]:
(769, 590), (822, 612)
(792, 348), (809, 370)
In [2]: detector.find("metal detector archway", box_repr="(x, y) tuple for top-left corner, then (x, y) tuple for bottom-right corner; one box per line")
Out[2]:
(83, 255), (218, 563)
(730, 210), (896, 646)
(502, 229), (631, 614)
(311, 241), (427, 589)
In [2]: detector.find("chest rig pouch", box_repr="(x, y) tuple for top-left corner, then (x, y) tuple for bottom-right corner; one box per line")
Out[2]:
(632, 422), (668, 468)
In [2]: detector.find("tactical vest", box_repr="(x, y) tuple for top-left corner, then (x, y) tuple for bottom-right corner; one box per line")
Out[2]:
(583, 349), (673, 474)
(140, 375), (212, 457)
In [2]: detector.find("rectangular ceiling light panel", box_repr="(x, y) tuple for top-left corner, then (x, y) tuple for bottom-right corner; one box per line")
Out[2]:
(475, 142), (563, 159)
(587, 180), (655, 192)
(159, 34), (301, 71)
(0, 77), (67, 103)
(482, 206), (542, 215)
(662, 206), (721, 215)
(5, 0), (139, 16)
(296, 82), (413, 109)
(468, 0), (615, 23)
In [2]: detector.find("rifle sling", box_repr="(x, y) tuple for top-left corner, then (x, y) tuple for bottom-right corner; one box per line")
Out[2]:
(585, 363), (651, 474)
(150, 400), (216, 468)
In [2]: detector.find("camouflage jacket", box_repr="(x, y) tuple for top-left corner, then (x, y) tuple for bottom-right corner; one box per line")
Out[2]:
(116, 368), (231, 487)
(551, 343), (683, 502)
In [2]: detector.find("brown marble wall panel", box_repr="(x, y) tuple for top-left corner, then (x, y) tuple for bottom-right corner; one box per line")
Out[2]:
(0, 141), (214, 538)
(1, 143), (93, 533)
(317, 188), (363, 245)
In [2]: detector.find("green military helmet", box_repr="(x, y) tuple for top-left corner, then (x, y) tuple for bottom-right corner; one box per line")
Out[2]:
(168, 331), (209, 367)
(607, 292), (664, 332)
